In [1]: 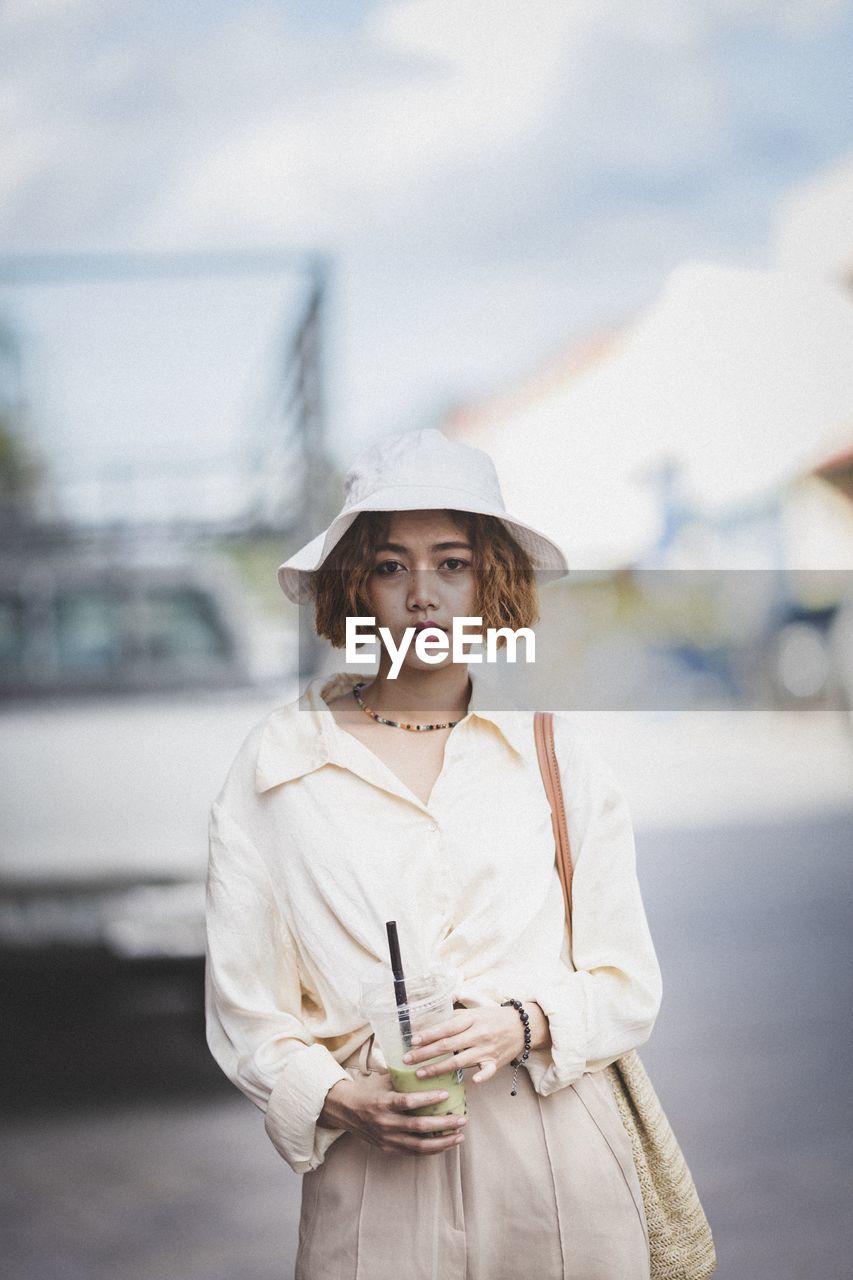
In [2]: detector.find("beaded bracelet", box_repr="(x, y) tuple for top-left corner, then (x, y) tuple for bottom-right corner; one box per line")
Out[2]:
(500, 998), (532, 1096)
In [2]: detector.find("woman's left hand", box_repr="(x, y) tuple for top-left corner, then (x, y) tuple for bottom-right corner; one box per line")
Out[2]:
(401, 1002), (550, 1085)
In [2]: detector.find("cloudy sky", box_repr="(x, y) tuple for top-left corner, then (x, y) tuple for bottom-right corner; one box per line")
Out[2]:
(2, 0), (853, 511)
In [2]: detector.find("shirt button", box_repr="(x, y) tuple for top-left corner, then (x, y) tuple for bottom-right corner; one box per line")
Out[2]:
(427, 822), (438, 832)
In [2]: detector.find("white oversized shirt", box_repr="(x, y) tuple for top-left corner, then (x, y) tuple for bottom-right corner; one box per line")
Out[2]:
(205, 667), (663, 1174)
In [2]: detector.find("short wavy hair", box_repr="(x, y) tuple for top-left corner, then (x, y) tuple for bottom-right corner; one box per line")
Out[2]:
(309, 509), (539, 648)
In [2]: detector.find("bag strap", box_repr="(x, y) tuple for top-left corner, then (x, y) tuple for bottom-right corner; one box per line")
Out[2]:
(533, 710), (574, 923)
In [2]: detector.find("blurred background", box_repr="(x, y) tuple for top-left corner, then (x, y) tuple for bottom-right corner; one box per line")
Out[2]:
(2, 3), (852, 1277)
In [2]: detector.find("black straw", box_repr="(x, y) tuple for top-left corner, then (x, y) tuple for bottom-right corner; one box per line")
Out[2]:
(385, 920), (413, 1049)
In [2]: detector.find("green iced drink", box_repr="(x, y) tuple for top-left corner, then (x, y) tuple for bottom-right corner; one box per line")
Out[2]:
(389, 1056), (468, 1128)
(359, 968), (469, 1138)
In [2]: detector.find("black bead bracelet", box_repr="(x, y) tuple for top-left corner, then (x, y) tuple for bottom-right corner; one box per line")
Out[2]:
(501, 998), (532, 1096)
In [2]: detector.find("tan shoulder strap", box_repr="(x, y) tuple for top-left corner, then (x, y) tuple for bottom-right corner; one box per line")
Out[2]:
(533, 710), (574, 923)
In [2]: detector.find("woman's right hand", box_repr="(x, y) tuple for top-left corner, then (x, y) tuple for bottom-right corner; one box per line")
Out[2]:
(318, 1073), (467, 1155)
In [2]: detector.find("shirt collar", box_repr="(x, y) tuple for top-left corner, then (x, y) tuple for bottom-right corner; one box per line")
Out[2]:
(466, 663), (535, 759)
(254, 672), (345, 793)
(254, 664), (535, 794)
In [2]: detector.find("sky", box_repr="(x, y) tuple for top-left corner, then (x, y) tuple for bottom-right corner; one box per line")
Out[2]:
(2, 0), (853, 518)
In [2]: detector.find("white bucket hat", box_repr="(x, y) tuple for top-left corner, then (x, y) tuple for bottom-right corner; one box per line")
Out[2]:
(277, 427), (569, 604)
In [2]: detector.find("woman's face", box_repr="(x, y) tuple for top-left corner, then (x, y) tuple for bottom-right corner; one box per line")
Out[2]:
(362, 509), (478, 673)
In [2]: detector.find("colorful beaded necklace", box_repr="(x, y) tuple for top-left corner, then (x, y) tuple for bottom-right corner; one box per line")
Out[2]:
(352, 681), (462, 731)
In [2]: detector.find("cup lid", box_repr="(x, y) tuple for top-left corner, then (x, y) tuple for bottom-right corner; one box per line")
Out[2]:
(357, 967), (455, 1018)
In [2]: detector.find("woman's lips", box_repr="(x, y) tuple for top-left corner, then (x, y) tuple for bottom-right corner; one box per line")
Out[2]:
(413, 621), (445, 632)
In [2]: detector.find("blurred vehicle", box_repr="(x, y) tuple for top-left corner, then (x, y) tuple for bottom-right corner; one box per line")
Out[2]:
(0, 546), (297, 961)
(0, 552), (255, 697)
(759, 599), (841, 709)
(641, 575), (848, 712)
(827, 596), (853, 738)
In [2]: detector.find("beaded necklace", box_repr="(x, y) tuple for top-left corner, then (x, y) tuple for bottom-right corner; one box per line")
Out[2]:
(351, 681), (463, 731)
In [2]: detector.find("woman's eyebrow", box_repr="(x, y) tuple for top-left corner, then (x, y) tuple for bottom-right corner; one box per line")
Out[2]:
(374, 541), (473, 554)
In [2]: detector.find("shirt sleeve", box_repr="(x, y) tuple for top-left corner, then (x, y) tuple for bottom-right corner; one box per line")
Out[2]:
(205, 799), (353, 1173)
(523, 724), (663, 1096)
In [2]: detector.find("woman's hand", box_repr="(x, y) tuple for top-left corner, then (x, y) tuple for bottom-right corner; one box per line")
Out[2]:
(318, 1074), (467, 1155)
(400, 1002), (551, 1085)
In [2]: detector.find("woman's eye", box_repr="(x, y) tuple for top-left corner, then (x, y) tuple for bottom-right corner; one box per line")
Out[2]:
(373, 558), (470, 575)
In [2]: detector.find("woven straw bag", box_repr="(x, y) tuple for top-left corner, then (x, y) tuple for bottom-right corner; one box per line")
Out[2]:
(533, 711), (717, 1280)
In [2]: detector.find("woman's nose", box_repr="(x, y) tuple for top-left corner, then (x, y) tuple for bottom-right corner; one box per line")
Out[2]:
(406, 569), (439, 612)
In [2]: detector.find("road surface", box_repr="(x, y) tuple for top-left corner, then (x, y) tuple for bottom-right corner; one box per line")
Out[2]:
(3, 804), (852, 1280)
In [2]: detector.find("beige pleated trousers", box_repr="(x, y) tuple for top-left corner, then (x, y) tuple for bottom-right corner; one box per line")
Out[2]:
(294, 1036), (650, 1280)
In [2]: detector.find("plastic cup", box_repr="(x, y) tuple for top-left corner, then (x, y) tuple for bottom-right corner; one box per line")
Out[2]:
(358, 969), (468, 1132)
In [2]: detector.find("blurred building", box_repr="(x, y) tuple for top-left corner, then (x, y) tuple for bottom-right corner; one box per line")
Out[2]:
(445, 261), (853, 575)
(445, 262), (853, 713)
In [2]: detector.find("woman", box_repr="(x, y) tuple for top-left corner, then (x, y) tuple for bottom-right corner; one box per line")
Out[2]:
(205, 427), (662, 1280)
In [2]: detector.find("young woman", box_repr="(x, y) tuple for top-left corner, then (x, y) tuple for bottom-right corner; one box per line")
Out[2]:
(205, 428), (662, 1279)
